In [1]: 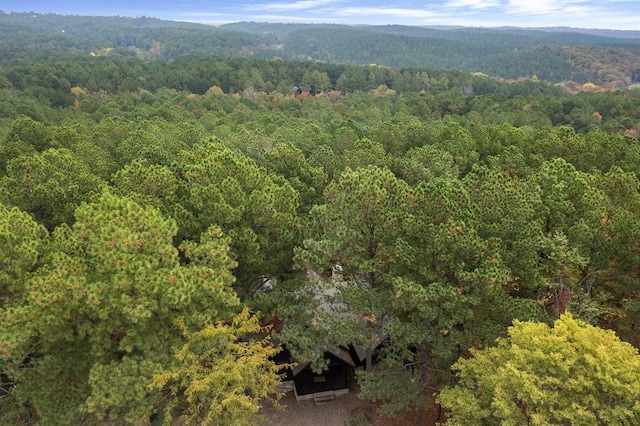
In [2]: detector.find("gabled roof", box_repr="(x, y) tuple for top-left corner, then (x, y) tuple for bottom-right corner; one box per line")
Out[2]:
(352, 333), (388, 363)
(291, 344), (356, 377)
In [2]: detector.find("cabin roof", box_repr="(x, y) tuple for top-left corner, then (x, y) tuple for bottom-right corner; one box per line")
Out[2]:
(291, 344), (356, 377)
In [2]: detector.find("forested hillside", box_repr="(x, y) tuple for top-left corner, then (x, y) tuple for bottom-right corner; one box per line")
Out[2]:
(2, 11), (640, 86)
(1, 12), (640, 426)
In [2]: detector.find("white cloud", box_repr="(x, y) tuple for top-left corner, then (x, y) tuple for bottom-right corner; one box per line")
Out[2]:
(445, 0), (501, 9)
(245, 13), (340, 22)
(178, 12), (228, 18)
(175, 0), (640, 30)
(336, 7), (439, 19)
(250, 0), (339, 12)
(506, 0), (595, 15)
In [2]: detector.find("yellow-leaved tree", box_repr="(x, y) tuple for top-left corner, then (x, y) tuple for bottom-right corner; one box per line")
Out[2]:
(0, 190), (280, 425)
(439, 314), (640, 425)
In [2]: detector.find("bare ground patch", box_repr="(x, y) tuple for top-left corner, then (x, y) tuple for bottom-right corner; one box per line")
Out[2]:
(257, 391), (364, 426)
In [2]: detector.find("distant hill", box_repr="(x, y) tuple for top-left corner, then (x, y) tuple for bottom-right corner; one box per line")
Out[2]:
(0, 12), (262, 61)
(525, 27), (640, 40)
(1, 11), (639, 86)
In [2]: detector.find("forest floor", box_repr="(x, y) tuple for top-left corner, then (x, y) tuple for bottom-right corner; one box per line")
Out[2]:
(256, 390), (438, 426)
(257, 391), (363, 426)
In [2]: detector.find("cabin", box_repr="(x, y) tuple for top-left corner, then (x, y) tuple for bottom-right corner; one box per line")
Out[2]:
(291, 345), (355, 401)
(257, 268), (386, 402)
(273, 343), (355, 401)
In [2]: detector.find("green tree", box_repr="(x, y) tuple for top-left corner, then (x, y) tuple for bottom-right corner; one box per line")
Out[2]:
(111, 159), (181, 212)
(394, 144), (459, 186)
(114, 124), (189, 167)
(4, 115), (51, 152)
(0, 148), (103, 230)
(302, 69), (332, 93)
(592, 167), (640, 346)
(296, 166), (408, 285)
(357, 177), (540, 424)
(342, 138), (393, 171)
(432, 122), (479, 175)
(177, 142), (300, 293)
(0, 203), (48, 308)
(529, 158), (609, 319)
(50, 124), (118, 180)
(336, 67), (369, 92)
(0, 139), (37, 175)
(274, 166), (409, 374)
(439, 314), (640, 425)
(262, 142), (326, 213)
(463, 165), (544, 299)
(0, 191), (275, 424)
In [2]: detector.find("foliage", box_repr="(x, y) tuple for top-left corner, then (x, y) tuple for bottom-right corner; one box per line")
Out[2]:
(0, 202), (48, 307)
(439, 314), (640, 425)
(0, 190), (277, 424)
(1, 31), (640, 424)
(150, 308), (281, 426)
(0, 148), (104, 230)
(177, 142), (300, 293)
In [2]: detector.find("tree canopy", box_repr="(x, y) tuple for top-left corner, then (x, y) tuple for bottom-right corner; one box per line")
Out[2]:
(1, 31), (640, 424)
(439, 314), (640, 425)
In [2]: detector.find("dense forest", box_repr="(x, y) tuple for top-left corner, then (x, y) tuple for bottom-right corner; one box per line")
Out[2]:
(1, 12), (640, 426)
(2, 11), (640, 87)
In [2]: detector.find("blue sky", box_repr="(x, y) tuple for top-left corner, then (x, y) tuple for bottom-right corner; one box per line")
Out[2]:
(3, 1), (639, 30)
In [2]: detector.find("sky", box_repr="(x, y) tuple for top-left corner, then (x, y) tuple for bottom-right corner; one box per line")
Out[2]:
(3, 1), (639, 30)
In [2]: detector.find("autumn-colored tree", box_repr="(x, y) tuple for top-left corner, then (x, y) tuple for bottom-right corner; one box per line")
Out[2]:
(150, 308), (281, 426)
(439, 314), (640, 425)
(0, 191), (278, 424)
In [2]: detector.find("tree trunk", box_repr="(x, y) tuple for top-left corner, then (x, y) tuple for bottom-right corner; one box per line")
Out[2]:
(364, 347), (373, 421)
(414, 344), (429, 426)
